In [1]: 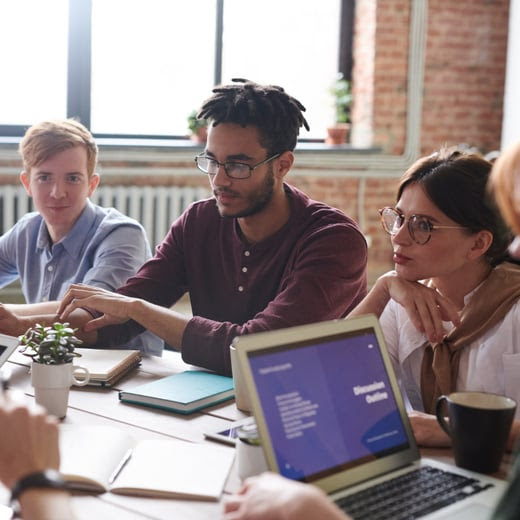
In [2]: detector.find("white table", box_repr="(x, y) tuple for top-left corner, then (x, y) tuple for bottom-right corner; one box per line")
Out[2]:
(3, 350), (511, 520)
(5, 350), (247, 520)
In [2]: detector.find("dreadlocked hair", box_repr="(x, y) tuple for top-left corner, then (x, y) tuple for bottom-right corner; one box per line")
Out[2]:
(197, 78), (309, 154)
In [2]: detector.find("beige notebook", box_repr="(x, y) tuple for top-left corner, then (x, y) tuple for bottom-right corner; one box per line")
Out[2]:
(9, 347), (141, 387)
(59, 424), (235, 500)
(72, 348), (142, 387)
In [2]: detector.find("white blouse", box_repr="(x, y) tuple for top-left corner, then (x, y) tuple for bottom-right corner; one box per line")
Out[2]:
(380, 289), (520, 419)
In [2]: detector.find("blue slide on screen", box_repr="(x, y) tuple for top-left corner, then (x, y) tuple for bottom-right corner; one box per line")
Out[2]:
(249, 331), (408, 481)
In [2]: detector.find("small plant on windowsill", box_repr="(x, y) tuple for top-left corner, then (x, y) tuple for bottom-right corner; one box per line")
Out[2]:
(326, 73), (352, 145)
(187, 110), (208, 144)
(19, 322), (89, 418)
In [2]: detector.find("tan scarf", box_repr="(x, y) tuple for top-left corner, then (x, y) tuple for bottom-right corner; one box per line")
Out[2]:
(420, 262), (520, 414)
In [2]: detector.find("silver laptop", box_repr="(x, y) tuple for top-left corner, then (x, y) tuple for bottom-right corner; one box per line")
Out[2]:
(233, 315), (507, 520)
(0, 333), (19, 367)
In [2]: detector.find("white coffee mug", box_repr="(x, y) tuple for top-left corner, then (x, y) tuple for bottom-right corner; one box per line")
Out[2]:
(236, 439), (268, 480)
(229, 344), (251, 412)
(31, 362), (90, 418)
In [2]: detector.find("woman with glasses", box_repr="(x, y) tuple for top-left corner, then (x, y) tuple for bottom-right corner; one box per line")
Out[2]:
(350, 146), (520, 449)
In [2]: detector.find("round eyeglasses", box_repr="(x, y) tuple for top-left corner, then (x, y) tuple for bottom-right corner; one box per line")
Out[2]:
(379, 207), (466, 245)
(194, 153), (281, 180)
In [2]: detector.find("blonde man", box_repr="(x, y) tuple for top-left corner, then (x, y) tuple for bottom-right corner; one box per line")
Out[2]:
(0, 119), (161, 355)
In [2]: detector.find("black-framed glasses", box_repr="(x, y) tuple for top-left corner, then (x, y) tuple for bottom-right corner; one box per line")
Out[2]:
(379, 207), (466, 245)
(194, 153), (281, 180)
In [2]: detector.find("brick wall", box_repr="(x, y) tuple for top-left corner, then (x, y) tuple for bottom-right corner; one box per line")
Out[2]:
(372, 0), (410, 155)
(420, 0), (509, 155)
(289, 171), (398, 284)
(354, 0), (509, 156)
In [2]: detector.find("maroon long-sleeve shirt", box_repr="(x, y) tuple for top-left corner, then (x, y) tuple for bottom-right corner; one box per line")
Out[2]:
(99, 184), (368, 374)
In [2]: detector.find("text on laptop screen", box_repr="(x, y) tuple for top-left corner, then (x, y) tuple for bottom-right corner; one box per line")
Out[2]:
(248, 328), (409, 482)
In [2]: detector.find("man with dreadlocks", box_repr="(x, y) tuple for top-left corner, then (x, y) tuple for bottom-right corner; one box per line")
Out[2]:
(59, 79), (368, 374)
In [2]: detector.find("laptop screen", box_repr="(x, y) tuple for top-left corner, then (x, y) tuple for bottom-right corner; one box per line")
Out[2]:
(246, 326), (410, 483)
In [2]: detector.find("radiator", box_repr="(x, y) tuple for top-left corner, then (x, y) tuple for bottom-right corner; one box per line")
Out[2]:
(0, 184), (209, 246)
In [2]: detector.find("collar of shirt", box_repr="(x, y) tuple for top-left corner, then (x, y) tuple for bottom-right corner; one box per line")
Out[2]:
(36, 199), (96, 259)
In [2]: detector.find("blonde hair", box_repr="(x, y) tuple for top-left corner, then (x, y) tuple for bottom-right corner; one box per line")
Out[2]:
(19, 119), (98, 176)
(489, 141), (520, 235)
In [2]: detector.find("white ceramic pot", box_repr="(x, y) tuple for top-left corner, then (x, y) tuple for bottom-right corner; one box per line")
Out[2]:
(31, 362), (90, 418)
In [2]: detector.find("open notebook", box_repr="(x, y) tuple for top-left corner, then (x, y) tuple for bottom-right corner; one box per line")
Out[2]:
(233, 315), (508, 520)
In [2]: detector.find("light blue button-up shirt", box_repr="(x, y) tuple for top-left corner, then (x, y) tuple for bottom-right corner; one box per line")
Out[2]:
(0, 199), (162, 355)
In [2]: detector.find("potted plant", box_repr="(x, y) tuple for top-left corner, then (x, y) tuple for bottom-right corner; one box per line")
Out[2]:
(187, 110), (208, 143)
(19, 322), (90, 418)
(326, 73), (352, 145)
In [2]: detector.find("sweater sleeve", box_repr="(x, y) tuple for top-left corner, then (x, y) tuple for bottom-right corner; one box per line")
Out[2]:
(182, 223), (368, 375)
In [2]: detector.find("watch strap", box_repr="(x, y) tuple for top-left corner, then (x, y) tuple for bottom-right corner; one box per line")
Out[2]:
(10, 469), (67, 504)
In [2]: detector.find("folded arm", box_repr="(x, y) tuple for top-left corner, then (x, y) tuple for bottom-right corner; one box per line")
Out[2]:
(349, 271), (461, 343)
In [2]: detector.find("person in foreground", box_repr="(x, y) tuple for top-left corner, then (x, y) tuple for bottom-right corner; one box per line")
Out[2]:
(348, 147), (520, 450)
(58, 79), (368, 374)
(0, 398), (73, 520)
(0, 119), (161, 355)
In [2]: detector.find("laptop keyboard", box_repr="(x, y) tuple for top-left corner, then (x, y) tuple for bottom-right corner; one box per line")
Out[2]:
(335, 465), (494, 520)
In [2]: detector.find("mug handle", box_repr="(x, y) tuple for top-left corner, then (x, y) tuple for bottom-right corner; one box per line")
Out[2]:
(72, 366), (90, 387)
(435, 395), (451, 437)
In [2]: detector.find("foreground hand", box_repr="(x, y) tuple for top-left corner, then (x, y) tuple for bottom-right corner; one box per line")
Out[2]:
(58, 284), (135, 332)
(380, 272), (461, 343)
(0, 397), (60, 489)
(408, 410), (451, 448)
(222, 472), (348, 520)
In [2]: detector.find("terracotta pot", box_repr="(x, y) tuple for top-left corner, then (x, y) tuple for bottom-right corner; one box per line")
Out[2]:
(190, 126), (208, 144)
(31, 362), (90, 418)
(325, 123), (351, 145)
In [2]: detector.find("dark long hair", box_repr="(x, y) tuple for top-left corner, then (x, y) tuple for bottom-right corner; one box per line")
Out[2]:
(398, 147), (511, 265)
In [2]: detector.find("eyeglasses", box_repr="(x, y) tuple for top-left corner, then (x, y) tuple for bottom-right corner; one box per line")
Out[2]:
(194, 153), (281, 180)
(379, 207), (466, 245)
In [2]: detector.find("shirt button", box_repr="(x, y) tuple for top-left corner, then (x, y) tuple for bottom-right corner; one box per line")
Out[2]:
(47, 265), (54, 272)
(238, 286), (244, 292)
(41, 296), (48, 302)
(244, 251), (250, 257)
(242, 267), (248, 273)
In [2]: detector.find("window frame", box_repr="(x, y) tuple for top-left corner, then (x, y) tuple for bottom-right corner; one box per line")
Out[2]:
(0, 0), (354, 142)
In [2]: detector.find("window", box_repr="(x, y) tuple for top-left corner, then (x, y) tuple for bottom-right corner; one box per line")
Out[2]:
(91, 0), (216, 136)
(0, 0), (68, 126)
(0, 0), (352, 141)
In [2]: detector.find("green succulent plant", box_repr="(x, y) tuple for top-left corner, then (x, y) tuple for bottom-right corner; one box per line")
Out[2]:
(331, 73), (352, 124)
(187, 110), (208, 135)
(19, 322), (83, 365)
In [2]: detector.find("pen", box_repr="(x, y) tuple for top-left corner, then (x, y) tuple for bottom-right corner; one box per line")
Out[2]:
(108, 448), (132, 485)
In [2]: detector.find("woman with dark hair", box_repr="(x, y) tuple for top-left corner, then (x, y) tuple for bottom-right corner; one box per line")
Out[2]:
(351, 147), (520, 448)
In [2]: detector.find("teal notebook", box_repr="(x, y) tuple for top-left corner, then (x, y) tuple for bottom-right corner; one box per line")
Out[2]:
(118, 370), (235, 414)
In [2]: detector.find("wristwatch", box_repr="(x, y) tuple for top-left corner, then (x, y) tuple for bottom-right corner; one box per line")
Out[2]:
(10, 469), (67, 510)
